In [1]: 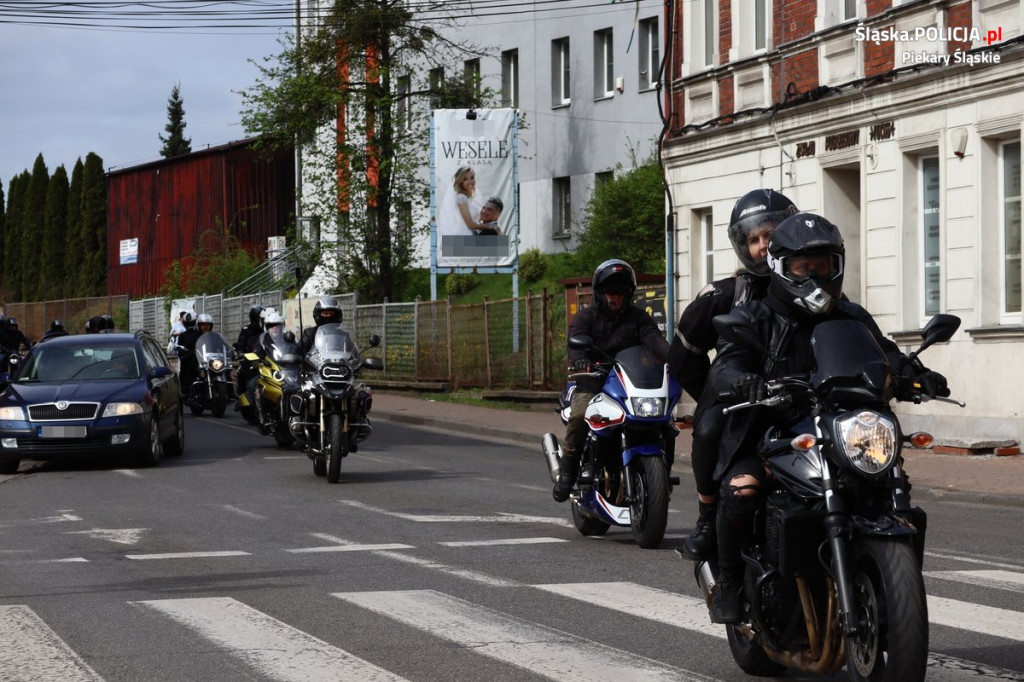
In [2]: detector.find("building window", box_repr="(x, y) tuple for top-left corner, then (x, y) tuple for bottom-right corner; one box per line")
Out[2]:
(429, 67), (444, 111)
(1003, 140), (1022, 315)
(594, 29), (614, 98)
(639, 17), (659, 90)
(552, 38), (571, 106)
(396, 75), (411, 132)
(753, 0), (767, 51)
(554, 177), (571, 236)
(501, 49), (519, 108)
(397, 201), (412, 244)
(701, 210), (714, 285)
(464, 58), (481, 97)
(595, 170), (613, 189)
(703, 0), (716, 67)
(920, 156), (941, 316)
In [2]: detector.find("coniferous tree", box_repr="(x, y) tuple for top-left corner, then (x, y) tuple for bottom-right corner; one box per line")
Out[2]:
(64, 159), (85, 298)
(0, 180), (6, 289)
(3, 172), (28, 301)
(159, 82), (192, 158)
(21, 155), (49, 300)
(40, 165), (70, 300)
(78, 153), (107, 295)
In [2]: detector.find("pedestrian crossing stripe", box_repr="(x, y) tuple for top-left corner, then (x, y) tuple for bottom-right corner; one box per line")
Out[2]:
(0, 605), (103, 682)
(925, 569), (1024, 594)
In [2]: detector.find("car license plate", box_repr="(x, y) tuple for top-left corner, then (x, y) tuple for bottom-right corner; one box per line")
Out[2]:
(40, 426), (87, 438)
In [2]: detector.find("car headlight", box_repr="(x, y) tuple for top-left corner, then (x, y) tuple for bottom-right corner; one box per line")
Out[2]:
(0, 406), (25, 420)
(630, 397), (665, 418)
(836, 410), (898, 475)
(102, 402), (144, 417)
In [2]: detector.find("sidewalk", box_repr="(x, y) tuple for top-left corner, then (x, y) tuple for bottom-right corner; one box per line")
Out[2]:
(370, 390), (1024, 508)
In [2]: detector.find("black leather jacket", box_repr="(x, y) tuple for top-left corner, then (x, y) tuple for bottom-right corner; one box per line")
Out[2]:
(568, 304), (669, 394)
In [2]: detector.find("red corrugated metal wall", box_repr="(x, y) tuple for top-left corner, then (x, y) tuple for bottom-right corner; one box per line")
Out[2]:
(105, 140), (295, 297)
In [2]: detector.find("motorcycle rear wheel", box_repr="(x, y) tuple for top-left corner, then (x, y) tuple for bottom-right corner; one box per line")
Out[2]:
(844, 539), (928, 682)
(326, 413), (346, 483)
(629, 456), (669, 549)
(570, 500), (610, 536)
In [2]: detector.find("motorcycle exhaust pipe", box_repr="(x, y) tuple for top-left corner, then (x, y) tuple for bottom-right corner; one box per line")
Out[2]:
(694, 560), (716, 608)
(542, 432), (562, 483)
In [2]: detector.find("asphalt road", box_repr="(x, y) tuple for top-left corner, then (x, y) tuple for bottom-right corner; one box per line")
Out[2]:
(0, 411), (1022, 681)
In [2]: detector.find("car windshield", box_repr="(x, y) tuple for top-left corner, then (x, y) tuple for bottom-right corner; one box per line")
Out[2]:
(18, 343), (140, 381)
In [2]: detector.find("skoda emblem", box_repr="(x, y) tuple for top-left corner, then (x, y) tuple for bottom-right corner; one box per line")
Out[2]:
(56, 401), (69, 410)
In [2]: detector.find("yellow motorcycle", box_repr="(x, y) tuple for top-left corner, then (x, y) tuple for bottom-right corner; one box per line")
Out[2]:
(247, 327), (303, 449)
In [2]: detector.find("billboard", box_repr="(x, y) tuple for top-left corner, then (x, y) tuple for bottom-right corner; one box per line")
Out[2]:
(432, 109), (518, 268)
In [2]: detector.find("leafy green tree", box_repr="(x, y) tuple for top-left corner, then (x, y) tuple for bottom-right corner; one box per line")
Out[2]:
(158, 227), (258, 299)
(2, 173), (28, 301)
(77, 152), (107, 295)
(20, 155), (50, 300)
(159, 82), (192, 158)
(39, 165), (70, 300)
(575, 152), (665, 275)
(240, 1), (490, 303)
(64, 158), (85, 297)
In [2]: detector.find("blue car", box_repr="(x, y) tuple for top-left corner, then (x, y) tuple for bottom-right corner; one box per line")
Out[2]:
(0, 331), (184, 474)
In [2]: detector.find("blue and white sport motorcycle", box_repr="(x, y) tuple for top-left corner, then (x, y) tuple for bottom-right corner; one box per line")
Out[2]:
(543, 337), (682, 548)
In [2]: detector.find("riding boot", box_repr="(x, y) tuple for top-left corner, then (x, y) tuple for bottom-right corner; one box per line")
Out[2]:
(709, 492), (754, 625)
(683, 501), (718, 560)
(552, 455), (579, 502)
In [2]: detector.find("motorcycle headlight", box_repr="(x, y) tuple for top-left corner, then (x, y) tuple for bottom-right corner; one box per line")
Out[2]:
(210, 358), (224, 371)
(630, 397), (665, 418)
(836, 410), (898, 476)
(322, 364), (352, 382)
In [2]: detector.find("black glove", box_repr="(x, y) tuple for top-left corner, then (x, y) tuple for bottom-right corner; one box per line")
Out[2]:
(915, 369), (949, 398)
(731, 373), (767, 403)
(570, 358), (590, 372)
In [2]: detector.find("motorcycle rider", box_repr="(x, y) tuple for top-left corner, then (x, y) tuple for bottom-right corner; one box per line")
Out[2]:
(234, 305), (265, 409)
(297, 296), (342, 354)
(668, 189), (798, 560)
(196, 313), (215, 335)
(253, 311), (289, 432)
(552, 259), (670, 503)
(176, 313), (202, 405)
(38, 319), (70, 343)
(704, 212), (950, 625)
(1, 318), (31, 352)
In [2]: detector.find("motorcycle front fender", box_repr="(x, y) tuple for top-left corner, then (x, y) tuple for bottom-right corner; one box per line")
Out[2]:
(851, 508), (927, 565)
(621, 443), (664, 468)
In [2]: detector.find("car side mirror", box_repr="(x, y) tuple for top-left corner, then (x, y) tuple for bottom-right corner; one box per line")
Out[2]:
(151, 366), (173, 378)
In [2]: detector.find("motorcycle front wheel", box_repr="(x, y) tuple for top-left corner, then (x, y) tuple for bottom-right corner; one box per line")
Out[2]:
(212, 382), (228, 418)
(844, 539), (928, 682)
(628, 456), (669, 549)
(326, 413), (347, 483)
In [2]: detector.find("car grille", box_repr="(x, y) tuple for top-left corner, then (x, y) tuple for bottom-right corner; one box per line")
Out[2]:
(15, 435), (111, 452)
(28, 403), (100, 421)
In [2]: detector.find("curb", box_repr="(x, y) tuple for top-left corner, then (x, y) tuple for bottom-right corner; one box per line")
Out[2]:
(373, 409), (1024, 510)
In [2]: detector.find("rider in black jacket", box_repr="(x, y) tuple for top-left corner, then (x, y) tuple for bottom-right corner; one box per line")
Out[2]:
(668, 189), (798, 559)
(298, 296), (342, 355)
(1, 318), (31, 352)
(552, 259), (670, 502)
(705, 213), (949, 625)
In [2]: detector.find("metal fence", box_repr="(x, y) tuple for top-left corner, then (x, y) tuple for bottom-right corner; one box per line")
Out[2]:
(3, 296), (130, 338)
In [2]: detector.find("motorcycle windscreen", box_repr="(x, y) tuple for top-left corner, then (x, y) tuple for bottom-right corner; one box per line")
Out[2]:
(196, 332), (229, 361)
(311, 323), (358, 363)
(612, 346), (664, 389)
(809, 320), (891, 399)
(263, 328), (302, 363)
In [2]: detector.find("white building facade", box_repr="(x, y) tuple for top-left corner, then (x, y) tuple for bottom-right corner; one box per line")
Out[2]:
(663, 0), (1024, 444)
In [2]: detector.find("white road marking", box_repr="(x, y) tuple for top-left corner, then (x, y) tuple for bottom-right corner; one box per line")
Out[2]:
(535, 582), (724, 639)
(111, 469), (143, 478)
(927, 551), (1024, 572)
(0, 512), (83, 528)
(439, 537), (569, 547)
(374, 550), (520, 587)
(333, 589), (719, 681)
(926, 653), (1024, 682)
(132, 597), (407, 682)
(287, 543), (414, 554)
(340, 500), (572, 527)
(926, 570), (1024, 593)
(222, 505), (266, 520)
(929, 596), (1024, 642)
(66, 528), (147, 545)
(0, 605), (105, 681)
(39, 557), (89, 563)
(125, 551), (250, 560)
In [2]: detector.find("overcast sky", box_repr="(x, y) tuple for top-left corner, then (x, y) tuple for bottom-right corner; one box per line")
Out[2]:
(0, 21), (287, 195)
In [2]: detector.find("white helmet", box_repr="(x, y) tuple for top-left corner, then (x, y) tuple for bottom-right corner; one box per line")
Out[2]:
(196, 313), (214, 332)
(263, 311), (284, 330)
(260, 307), (279, 331)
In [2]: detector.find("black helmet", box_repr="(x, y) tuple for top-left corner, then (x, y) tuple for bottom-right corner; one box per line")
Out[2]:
(728, 189), (798, 276)
(51, 319), (65, 332)
(249, 304), (265, 327)
(183, 312), (196, 330)
(591, 259), (637, 311)
(102, 314), (115, 331)
(313, 296), (342, 326)
(6, 318), (18, 330)
(767, 212), (845, 315)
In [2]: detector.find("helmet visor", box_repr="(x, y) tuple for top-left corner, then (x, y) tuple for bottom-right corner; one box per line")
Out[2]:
(776, 252), (844, 283)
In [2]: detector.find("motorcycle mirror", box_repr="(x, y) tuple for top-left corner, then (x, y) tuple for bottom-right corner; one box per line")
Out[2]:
(567, 335), (594, 351)
(712, 312), (766, 355)
(919, 314), (960, 349)
(363, 357), (384, 370)
(368, 334), (381, 348)
(283, 331), (297, 344)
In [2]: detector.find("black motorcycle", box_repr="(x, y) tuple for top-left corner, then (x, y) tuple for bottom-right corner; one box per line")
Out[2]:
(687, 312), (961, 682)
(182, 331), (237, 418)
(287, 324), (382, 483)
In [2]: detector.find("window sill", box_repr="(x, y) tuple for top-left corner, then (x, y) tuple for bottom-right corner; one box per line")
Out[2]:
(964, 325), (1024, 341)
(594, 93), (614, 102)
(552, 232), (572, 241)
(552, 102), (571, 110)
